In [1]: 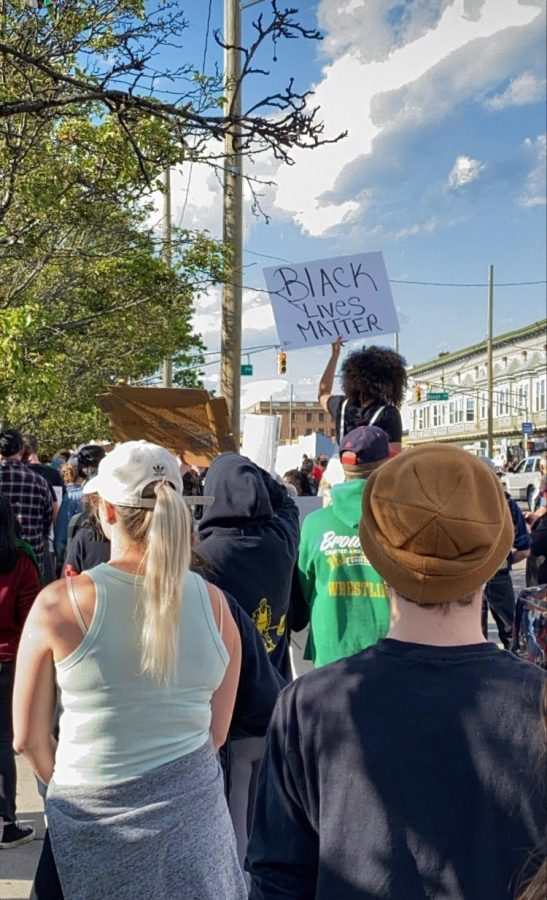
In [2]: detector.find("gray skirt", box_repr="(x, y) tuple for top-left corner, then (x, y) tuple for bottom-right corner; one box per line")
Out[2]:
(46, 739), (247, 900)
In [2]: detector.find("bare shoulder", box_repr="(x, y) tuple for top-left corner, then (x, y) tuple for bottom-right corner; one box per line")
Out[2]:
(35, 578), (69, 615)
(34, 574), (94, 622)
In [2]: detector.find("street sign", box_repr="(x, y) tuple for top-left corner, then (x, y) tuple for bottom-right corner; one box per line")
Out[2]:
(240, 364), (253, 376)
(522, 422), (534, 434)
(426, 391), (449, 401)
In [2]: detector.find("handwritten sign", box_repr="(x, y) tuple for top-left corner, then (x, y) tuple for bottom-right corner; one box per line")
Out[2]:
(263, 251), (399, 350)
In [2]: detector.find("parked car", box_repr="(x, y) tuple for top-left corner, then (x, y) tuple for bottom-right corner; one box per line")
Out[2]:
(501, 455), (543, 509)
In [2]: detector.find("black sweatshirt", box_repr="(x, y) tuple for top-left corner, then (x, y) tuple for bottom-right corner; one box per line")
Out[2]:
(197, 454), (300, 681)
(248, 640), (546, 900)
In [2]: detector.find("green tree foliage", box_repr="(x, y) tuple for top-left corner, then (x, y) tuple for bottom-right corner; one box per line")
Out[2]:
(0, 0), (343, 450)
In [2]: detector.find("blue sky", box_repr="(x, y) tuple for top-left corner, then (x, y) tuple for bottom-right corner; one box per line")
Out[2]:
(152, 0), (547, 410)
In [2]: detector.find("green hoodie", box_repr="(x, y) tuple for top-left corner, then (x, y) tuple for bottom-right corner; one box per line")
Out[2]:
(298, 478), (390, 667)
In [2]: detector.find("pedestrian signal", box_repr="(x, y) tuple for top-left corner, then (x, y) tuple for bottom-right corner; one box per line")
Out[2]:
(278, 351), (287, 375)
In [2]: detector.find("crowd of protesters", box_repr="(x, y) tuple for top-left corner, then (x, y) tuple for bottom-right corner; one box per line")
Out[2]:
(0, 341), (545, 900)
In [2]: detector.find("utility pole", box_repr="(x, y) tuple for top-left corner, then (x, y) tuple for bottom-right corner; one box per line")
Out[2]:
(220, 0), (243, 445)
(288, 384), (294, 444)
(486, 264), (494, 457)
(162, 167), (173, 388)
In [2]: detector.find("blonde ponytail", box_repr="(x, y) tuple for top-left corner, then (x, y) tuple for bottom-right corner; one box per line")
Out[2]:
(115, 482), (192, 683)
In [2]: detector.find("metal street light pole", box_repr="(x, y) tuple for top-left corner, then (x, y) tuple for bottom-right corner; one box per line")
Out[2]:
(220, 0), (243, 446)
(486, 264), (494, 457)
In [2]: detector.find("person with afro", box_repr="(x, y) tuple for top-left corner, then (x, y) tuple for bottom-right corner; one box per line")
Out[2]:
(318, 337), (407, 453)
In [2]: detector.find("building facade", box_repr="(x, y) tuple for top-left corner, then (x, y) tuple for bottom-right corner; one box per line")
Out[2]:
(407, 320), (547, 457)
(245, 400), (335, 444)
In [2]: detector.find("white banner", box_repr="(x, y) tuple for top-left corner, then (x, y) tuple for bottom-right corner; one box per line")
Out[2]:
(263, 251), (399, 350)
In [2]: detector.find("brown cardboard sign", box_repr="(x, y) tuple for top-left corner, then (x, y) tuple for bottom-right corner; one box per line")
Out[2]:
(97, 386), (236, 466)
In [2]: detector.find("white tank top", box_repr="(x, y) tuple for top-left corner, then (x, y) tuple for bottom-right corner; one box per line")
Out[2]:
(53, 565), (228, 786)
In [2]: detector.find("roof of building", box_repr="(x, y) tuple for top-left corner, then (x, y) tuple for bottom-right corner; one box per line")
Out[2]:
(409, 319), (546, 376)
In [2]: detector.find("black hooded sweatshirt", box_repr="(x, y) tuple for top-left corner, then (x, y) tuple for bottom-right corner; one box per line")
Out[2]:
(197, 454), (300, 682)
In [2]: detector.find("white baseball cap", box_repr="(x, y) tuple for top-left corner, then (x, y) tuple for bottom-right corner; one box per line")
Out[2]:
(83, 441), (183, 508)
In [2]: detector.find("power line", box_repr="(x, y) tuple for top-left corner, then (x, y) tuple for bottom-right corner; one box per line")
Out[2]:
(243, 248), (547, 287)
(390, 279), (547, 287)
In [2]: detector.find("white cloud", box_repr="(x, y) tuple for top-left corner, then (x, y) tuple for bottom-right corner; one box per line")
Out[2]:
(484, 72), (546, 110)
(274, 0), (544, 236)
(518, 134), (547, 208)
(447, 155), (485, 189)
(192, 287), (275, 339)
(241, 379), (288, 411)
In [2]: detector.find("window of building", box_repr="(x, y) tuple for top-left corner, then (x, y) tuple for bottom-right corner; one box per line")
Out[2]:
(465, 396), (475, 422)
(306, 412), (312, 423)
(480, 392), (487, 420)
(450, 397), (463, 424)
(412, 409), (417, 430)
(497, 384), (510, 417)
(535, 376), (546, 412)
(291, 411), (296, 421)
(305, 428), (312, 435)
(318, 428), (324, 435)
(432, 404), (440, 427)
(318, 412), (325, 422)
(516, 382), (529, 416)
(291, 428), (296, 439)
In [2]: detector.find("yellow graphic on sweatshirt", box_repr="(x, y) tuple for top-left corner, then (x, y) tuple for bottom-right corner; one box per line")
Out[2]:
(252, 599), (286, 653)
(328, 581), (387, 598)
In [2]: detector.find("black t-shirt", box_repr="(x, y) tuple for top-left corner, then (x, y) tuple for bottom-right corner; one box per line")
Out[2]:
(248, 640), (546, 900)
(64, 523), (110, 575)
(327, 394), (402, 444)
(29, 463), (65, 502)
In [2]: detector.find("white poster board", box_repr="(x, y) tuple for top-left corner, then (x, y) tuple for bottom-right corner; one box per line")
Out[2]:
(263, 251), (399, 350)
(242, 414), (281, 474)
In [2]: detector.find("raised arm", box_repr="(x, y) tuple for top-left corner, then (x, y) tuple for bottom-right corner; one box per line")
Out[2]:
(318, 337), (344, 412)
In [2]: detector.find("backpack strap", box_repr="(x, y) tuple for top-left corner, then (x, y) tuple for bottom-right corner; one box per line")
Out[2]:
(368, 405), (386, 426)
(339, 398), (349, 440)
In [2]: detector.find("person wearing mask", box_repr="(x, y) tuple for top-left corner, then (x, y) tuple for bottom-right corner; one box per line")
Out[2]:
(311, 455), (329, 485)
(197, 453), (299, 878)
(0, 429), (53, 577)
(248, 446), (545, 900)
(297, 426), (391, 667)
(0, 495), (41, 849)
(13, 441), (245, 900)
(318, 337), (407, 451)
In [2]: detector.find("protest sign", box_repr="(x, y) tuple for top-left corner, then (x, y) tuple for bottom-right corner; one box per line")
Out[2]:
(263, 251), (399, 350)
(242, 414), (281, 474)
(97, 386), (236, 466)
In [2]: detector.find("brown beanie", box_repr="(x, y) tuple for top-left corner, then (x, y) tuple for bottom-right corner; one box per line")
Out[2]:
(360, 444), (514, 604)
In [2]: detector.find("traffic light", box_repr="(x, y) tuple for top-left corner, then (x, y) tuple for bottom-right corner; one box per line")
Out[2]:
(413, 384), (421, 403)
(278, 351), (287, 375)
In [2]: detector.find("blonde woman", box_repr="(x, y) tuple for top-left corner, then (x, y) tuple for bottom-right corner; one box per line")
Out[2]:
(13, 441), (244, 900)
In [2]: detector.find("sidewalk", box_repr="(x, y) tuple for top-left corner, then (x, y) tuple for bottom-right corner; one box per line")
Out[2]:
(0, 757), (44, 900)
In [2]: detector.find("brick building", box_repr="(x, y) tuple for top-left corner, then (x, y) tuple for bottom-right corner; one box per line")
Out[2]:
(245, 400), (336, 444)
